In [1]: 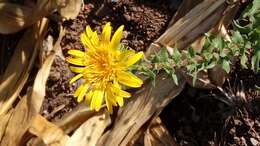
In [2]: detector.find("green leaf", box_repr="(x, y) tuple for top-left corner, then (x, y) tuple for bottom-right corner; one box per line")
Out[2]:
(171, 73), (178, 85)
(188, 47), (195, 58)
(159, 48), (169, 62)
(240, 53), (248, 69)
(251, 47), (260, 72)
(256, 85), (260, 90)
(221, 59), (230, 73)
(172, 48), (181, 61)
(231, 31), (244, 44)
(211, 35), (224, 49)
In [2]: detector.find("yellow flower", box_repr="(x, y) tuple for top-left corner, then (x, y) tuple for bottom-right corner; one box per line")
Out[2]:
(66, 22), (144, 113)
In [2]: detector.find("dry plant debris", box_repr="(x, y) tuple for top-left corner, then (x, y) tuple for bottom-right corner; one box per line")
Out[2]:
(0, 0), (259, 146)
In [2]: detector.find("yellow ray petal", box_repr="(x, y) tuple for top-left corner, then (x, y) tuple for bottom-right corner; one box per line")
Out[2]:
(91, 31), (99, 46)
(70, 66), (85, 73)
(74, 84), (84, 98)
(116, 96), (124, 107)
(86, 25), (93, 38)
(117, 71), (143, 88)
(80, 33), (95, 51)
(66, 57), (85, 66)
(101, 22), (112, 43)
(109, 25), (124, 50)
(104, 92), (113, 113)
(93, 90), (104, 111)
(77, 84), (89, 102)
(70, 74), (83, 84)
(111, 85), (131, 98)
(85, 90), (93, 106)
(124, 51), (144, 67)
(119, 49), (135, 60)
(107, 86), (117, 106)
(68, 49), (85, 57)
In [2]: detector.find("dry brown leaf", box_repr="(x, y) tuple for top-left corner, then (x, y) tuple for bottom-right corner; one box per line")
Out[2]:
(28, 104), (105, 146)
(168, 0), (203, 26)
(97, 72), (186, 146)
(0, 110), (13, 141)
(0, 26), (64, 146)
(54, 103), (100, 134)
(0, 19), (49, 115)
(65, 109), (111, 146)
(59, 0), (82, 19)
(29, 115), (69, 146)
(0, 0), (72, 34)
(144, 117), (178, 146)
(145, 0), (227, 56)
(126, 128), (145, 146)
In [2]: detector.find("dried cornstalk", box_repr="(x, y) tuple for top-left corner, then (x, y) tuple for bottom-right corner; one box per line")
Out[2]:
(146, 0), (228, 56)
(144, 117), (178, 146)
(54, 103), (101, 134)
(0, 19), (48, 115)
(0, 110), (12, 141)
(0, 26), (64, 146)
(0, 0), (82, 34)
(65, 110), (110, 146)
(29, 115), (69, 146)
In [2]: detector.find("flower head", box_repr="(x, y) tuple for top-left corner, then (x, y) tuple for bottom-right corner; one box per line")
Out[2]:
(67, 22), (144, 113)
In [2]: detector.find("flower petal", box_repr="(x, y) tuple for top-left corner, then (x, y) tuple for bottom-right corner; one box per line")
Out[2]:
(90, 90), (104, 111)
(66, 57), (85, 66)
(85, 90), (93, 106)
(77, 84), (89, 102)
(70, 66), (85, 73)
(104, 92), (113, 113)
(91, 31), (99, 46)
(80, 33), (95, 51)
(111, 85), (131, 98)
(119, 49), (135, 60)
(125, 51), (144, 67)
(116, 96), (124, 107)
(68, 49), (85, 58)
(70, 74), (83, 84)
(107, 86), (117, 106)
(101, 22), (112, 43)
(117, 71), (143, 88)
(74, 84), (84, 98)
(109, 25), (124, 50)
(86, 25), (93, 38)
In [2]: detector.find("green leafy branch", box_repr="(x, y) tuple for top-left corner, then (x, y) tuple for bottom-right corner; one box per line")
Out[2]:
(132, 0), (260, 86)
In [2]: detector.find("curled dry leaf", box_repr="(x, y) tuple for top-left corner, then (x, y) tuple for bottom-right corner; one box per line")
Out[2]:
(54, 103), (101, 134)
(168, 0), (203, 26)
(65, 109), (111, 146)
(59, 0), (82, 19)
(0, 18), (49, 115)
(0, 24), (64, 146)
(0, 0), (75, 34)
(29, 115), (69, 146)
(97, 72), (186, 146)
(0, 110), (12, 141)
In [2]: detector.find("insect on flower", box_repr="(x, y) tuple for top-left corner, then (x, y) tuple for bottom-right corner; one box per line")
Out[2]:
(66, 22), (144, 113)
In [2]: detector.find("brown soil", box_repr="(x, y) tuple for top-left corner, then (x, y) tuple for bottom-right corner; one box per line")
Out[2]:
(60, 0), (176, 55)
(44, 0), (176, 120)
(41, 56), (77, 121)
